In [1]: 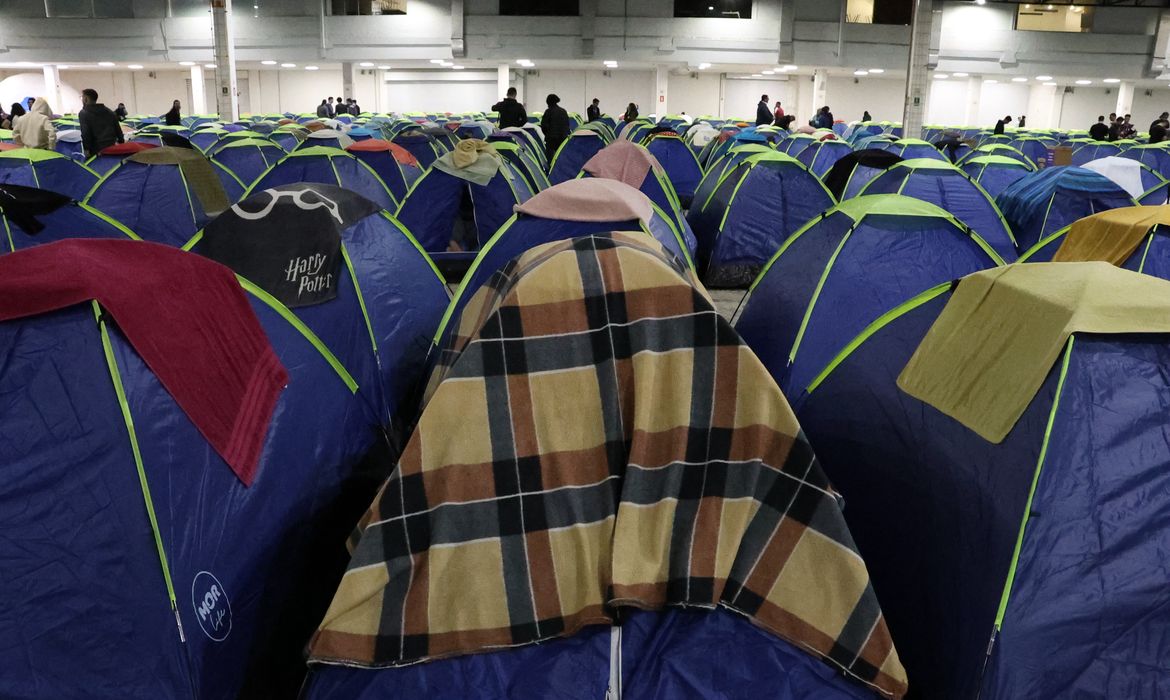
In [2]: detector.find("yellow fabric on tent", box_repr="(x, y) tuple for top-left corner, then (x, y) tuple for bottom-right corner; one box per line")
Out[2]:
(898, 262), (1170, 443)
(1052, 205), (1170, 265)
(129, 146), (230, 216)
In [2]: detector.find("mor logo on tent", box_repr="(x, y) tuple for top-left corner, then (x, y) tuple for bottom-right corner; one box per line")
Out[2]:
(191, 571), (233, 642)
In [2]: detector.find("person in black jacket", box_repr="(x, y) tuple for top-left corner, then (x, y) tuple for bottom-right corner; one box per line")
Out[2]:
(163, 99), (181, 126)
(993, 115), (1011, 135)
(540, 93), (570, 161)
(756, 95), (771, 126)
(1089, 116), (1109, 141)
(587, 98), (601, 122)
(493, 87), (527, 129)
(78, 88), (124, 158)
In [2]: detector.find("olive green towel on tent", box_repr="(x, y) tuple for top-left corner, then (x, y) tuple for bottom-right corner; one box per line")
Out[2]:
(898, 262), (1170, 443)
(1052, 205), (1170, 266)
(129, 146), (231, 216)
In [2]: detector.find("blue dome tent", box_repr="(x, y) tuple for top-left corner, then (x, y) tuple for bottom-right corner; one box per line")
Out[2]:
(1071, 141), (1124, 165)
(960, 155), (1032, 199)
(487, 139), (550, 193)
(795, 139), (853, 178)
(1121, 143), (1170, 179)
(858, 158), (1017, 260)
(548, 128), (608, 185)
(822, 148), (904, 200)
(0, 235), (432, 699)
(302, 231), (908, 700)
(246, 146), (396, 211)
(86, 147), (245, 247)
(0, 148), (99, 200)
(871, 138), (948, 162)
(345, 139), (425, 203)
(687, 151), (836, 287)
(395, 144), (536, 253)
(296, 129), (355, 152)
(0, 183), (138, 252)
(210, 137), (288, 189)
(791, 262), (1170, 700)
(644, 132), (703, 207)
(996, 166), (1136, 251)
(734, 195), (1003, 396)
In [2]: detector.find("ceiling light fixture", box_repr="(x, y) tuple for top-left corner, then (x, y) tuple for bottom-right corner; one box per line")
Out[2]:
(204, 64), (216, 69)
(953, 72), (969, 77)
(934, 73), (949, 79)
(281, 63), (296, 68)
(180, 61), (196, 66)
(261, 60), (277, 65)
(1043, 82), (1057, 86)
(869, 68), (885, 73)
(359, 62), (374, 67)
(751, 74), (762, 77)
(1012, 77), (1028, 82)
(1035, 75), (1052, 80)
(378, 65), (391, 70)
(452, 65), (465, 70)
(98, 61), (115, 67)
(1076, 79), (1092, 85)
(782, 65), (798, 71)
(975, 0), (986, 5)
(431, 59), (445, 64)
(854, 70), (868, 76)
(1103, 78), (1120, 83)
(305, 65), (319, 71)
(128, 64), (144, 70)
(698, 63), (711, 70)
(984, 79), (998, 84)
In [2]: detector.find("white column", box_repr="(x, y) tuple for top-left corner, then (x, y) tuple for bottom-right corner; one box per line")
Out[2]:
(342, 62), (355, 101)
(812, 69), (828, 114)
(964, 76), (981, 126)
(497, 64), (510, 101)
(42, 65), (62, 114)
(655, 65), (669, 117)
(901, 0), (933, 139)
(190, 65), (207, 115)
(1115, 81), (1135, 117)
(211, 0), (239, 121)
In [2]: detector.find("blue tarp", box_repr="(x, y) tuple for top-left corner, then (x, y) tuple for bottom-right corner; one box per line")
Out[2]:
(549, 132), (607, 185)
(996, 166), (1136, 251)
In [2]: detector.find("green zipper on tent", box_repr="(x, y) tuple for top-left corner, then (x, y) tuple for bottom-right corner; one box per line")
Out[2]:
(992, 335), (1074, 633)
(805, 283), (951, 394)
(173, 162), (201, 231)
(340, 243), (379, 357)
(92, 301), (182, 635)
(237, 276), (359, 393)
(2, 214), (14, 252)
(787, 224), (858, 365)
(1137, 232), (1156, 273)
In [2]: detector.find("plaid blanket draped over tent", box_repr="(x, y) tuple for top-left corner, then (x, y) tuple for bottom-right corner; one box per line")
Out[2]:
(309, 232), (908, 699)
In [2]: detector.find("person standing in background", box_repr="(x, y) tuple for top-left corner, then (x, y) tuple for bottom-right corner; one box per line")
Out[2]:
(756, 95), (771, 126)
(587, 98), (601, 122)
(772, 100), (785, 125)
(1089, 116), (1109, 141)
(7, 103), (26, 130)
(13, 97), (56, 151)
(862, 110), (872, 122)
(492, 87), (527, 129)
(1121, 114), (1136, 139)
(1018, 115), (1027, 128)
(623, 103), (639, 122)
(78, 88), (123, 157)
(993, 115), (1012, 135)
(541, 93), (570, 161)
(350, 99), (361, 116)
(326, 97), (335, 117)
(1108, 116), (1123, 141)
(317, 99), (330, 118)
(163, 99), (181, 126)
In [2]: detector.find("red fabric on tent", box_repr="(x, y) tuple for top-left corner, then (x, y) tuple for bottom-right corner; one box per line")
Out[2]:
(0, 239), (287, 485)
(99, 141), (158, 156)
(346, 138), (420, 167)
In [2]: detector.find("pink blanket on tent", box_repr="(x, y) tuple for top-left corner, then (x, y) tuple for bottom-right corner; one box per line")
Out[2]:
(513, 177), (653, 225)
(581, 139), (664, 189)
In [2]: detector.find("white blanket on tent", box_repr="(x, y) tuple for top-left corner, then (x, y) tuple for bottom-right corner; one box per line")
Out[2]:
(1083, 156), (1146, 199)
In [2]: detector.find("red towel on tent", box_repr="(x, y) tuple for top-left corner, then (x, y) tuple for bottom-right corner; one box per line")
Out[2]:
(0, 239), (287, 485)
(99, 141), (157, 156)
